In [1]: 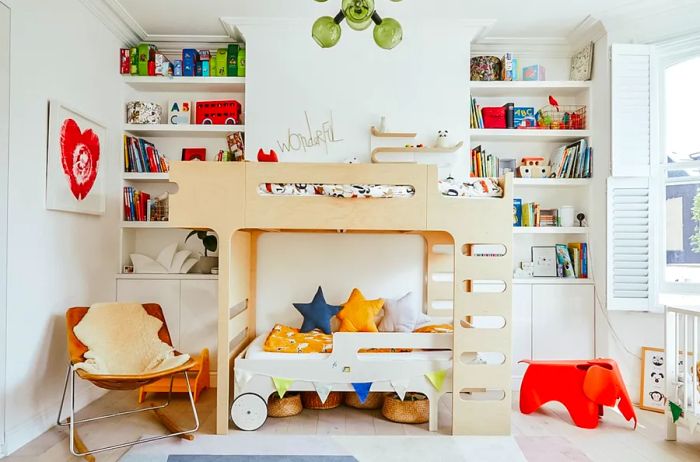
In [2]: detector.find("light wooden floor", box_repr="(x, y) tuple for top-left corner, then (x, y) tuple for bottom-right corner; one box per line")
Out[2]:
(5, 388), (700, 461)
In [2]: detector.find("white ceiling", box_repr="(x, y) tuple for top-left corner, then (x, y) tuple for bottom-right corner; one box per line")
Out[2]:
(111, 0), (693, 41)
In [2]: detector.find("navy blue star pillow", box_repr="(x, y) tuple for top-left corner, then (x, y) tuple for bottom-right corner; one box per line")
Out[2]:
(293, 286), (341, 334)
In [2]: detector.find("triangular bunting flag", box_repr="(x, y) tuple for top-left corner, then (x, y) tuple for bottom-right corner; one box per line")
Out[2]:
(313, 382), (333, 404)
(234, 369), (253, 388)
(425, 370), (447, 392)
(272, 377), (294, 398)
(669, 400), (684, 423)
(391, 379), (410, 401)
(351, 382), (373, 404)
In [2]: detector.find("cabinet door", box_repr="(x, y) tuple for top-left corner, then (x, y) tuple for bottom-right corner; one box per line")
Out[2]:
(116, 279), (181, 349)
(180, 280), (218, 369)
(512, 284), (532, 388)
(532, 284), (594, 360)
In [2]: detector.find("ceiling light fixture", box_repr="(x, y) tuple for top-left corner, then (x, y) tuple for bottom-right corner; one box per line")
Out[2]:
(312, 0), (403, 50)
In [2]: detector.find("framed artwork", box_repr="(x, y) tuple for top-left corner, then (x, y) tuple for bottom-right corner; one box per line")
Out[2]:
(531, 246), (556, 277)
(570, 42), (594, 81)
(640, 347), (666, 412)
(46, 100), (106, 215)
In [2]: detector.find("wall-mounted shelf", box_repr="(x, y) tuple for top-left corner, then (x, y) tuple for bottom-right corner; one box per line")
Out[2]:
(469, 129), (590, 142)
(513, 277), (594, 285)
(371, 141), (464, 163)
(116, 273), (218, 280)
(123, 172), (170, 182)
(370, 127), (417, 138)
(120, 221), (172, 229)
(513, 178), (591, 187)
(123, 76), (246, 93)
(513, 227), (589, 234)
(124, 124), (244, 138)
(469, 80), (591, 97)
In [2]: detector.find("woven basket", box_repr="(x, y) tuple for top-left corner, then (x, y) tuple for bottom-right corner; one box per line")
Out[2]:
(345, 392), (384, 410)
(267, 393), (303, 418)
(301, 391), (343, 410)
(382, 393), (429, 424)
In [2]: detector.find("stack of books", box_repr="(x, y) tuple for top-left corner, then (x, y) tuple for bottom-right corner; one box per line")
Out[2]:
(123, 187), (167, 222)
(470, 145), (500, 177)
(555, 243), (588, 278)
(123, 135), (169, 173)
(513, 199), (540, 227)
(551, 139), (591, 178)
(539, 209), (558, 227)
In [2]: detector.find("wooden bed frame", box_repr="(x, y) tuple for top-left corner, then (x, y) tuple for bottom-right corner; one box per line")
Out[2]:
(169, 162), (513, 435)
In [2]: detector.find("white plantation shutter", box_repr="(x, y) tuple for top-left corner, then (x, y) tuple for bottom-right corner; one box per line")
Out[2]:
(611, 44), (657, 177)
(607, 177), (657, 311)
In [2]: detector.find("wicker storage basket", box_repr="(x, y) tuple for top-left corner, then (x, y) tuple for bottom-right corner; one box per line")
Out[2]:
(301, 391), (343, 410)
(267, 393), (303, 418)
(470, 56), (502, 81)
(382, 393), (429, 424)
(345, 392), (384, 410)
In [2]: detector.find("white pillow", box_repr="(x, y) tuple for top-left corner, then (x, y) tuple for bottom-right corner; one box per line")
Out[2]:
(378, 292), (431, 333)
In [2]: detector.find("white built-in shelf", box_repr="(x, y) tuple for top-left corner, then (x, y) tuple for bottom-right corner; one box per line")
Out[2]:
(513, 227), (589, 234)
(116, 273), (218, 281)
(123, 76), (246, 93)
(123, 124), (244, 138)
(122, 172), (170, 182)
(513, 178), (591, 187)
(469, 129), (590, 142)
(120, 221), (172, 229)
(513, 277), (594, 285)
(469, 80), (591, 97)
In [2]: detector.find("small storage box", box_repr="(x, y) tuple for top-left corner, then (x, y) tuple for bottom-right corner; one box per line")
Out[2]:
(481, 106), (507, 129)
(126, 101), (162, 124)
(470, 56), (502, 81)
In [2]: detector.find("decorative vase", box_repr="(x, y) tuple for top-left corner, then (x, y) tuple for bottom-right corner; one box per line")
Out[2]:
(191, 256), (218, 274)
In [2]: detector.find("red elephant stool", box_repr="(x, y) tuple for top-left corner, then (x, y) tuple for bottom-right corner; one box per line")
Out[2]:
(519, 359), (637, 429)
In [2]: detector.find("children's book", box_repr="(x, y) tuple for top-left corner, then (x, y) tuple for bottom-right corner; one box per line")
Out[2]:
(556, 244), (575, 278)
(513, 198), (522, 227)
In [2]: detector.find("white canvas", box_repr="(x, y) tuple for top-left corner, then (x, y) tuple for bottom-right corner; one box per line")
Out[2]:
(46, 100), (106, 215)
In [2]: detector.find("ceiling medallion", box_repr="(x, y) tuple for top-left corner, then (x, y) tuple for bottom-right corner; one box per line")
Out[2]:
(312, 0), (403, 50)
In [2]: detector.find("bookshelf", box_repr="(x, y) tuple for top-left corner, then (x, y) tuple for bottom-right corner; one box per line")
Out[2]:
(468, 79), (593, 283)
(120, 73), (245, 276)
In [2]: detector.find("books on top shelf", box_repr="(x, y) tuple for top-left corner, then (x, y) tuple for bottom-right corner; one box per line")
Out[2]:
(555, 243), (588, 278)
(124, 135), (170, 173)
(550, 139), (591, 178)
(123, 187), (169, 222)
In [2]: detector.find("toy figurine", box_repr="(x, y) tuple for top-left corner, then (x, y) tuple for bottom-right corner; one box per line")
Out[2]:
(257, 149), (279, 162)
(435, 130), (450, 148)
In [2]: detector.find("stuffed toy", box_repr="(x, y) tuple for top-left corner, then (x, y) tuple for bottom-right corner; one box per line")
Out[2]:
(257, 149), (279, 162)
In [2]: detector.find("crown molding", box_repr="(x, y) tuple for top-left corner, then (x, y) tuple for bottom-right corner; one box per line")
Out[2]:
(567, 15), (606, 51)
(78, 0), (143, 45)
(472, 37), (571, 58)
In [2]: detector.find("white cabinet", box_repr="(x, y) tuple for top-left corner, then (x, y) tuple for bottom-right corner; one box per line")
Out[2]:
(116, 278), (218, 369)
(532, 284), (595, 360)
(180, 280), (218, 370)
(511, 284), (532, 388)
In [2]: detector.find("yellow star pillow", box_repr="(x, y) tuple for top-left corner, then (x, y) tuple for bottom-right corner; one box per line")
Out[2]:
(337, 288), (384, 332)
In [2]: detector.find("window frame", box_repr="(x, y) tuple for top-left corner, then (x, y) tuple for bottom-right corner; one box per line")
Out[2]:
(657, 42), (700, 296)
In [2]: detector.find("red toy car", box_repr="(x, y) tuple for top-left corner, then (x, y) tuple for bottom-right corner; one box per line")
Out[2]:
(195, 100), (242, 125)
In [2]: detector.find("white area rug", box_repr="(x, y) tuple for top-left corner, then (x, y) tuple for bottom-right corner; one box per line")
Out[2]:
(119, 434), (526, 462)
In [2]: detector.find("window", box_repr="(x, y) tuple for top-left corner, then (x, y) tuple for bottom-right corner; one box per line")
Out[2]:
(662, 56), (700, 289)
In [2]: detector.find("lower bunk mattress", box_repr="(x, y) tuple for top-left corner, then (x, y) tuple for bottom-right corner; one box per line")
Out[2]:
(245, 333), (453, 362)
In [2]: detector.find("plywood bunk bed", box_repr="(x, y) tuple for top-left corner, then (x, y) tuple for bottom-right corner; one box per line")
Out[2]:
(169, 162), (513, 436)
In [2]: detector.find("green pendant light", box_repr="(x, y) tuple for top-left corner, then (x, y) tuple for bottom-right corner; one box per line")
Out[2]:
(312, 0), (403, 49)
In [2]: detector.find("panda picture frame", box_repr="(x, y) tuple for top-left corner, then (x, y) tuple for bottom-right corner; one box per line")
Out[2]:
(639, 346), (692, 413)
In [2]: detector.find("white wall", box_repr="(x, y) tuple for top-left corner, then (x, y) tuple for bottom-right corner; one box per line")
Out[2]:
(3, 0), (122, 454)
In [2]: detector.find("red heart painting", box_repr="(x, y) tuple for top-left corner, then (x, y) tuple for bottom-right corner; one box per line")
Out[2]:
(59, 118), (100, 201)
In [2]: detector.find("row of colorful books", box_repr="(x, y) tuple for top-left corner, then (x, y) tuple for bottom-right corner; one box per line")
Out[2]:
(556, 243), (588, 278)
(514, 200), (564, 227)
(470, 145), (500, 177)
(123, 187), (168, 222)
(123, 135), (170, 173)
(550, 139), (591, 178)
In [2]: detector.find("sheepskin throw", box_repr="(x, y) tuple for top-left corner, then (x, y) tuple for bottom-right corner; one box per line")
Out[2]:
(73, 303), (190, 375)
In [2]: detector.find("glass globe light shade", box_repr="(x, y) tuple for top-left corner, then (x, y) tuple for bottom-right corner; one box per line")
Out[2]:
(342, 0), (374, 31)
(373, 17), (402, 50)
(312, 16), (342, 48)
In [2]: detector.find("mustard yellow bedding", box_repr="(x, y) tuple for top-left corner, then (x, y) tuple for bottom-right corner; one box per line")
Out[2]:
(263, 323), (453, 354)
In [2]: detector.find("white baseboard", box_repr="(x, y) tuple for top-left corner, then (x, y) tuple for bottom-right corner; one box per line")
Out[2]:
(4, 382), (106, 456)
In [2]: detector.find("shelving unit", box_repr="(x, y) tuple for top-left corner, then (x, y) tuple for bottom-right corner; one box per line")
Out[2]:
(124, 123), (245, 138)
(513, 178), (590, 187)
(513, 227), (589, 234)
(123, 76), (246, 93)
(120, 221), (171, 229)
(469, 80), (591, 97)
(513, 277), (594, 285)
(116, 273), (218, 281)
(123, 172), (170, 182)
(469, 128), (590, 142)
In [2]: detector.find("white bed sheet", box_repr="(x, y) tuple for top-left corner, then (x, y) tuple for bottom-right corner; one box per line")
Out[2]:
(245, 334), (452, 361)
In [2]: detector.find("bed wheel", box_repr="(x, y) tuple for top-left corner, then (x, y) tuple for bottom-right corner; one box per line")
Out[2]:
(231, 393), (268, 431)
